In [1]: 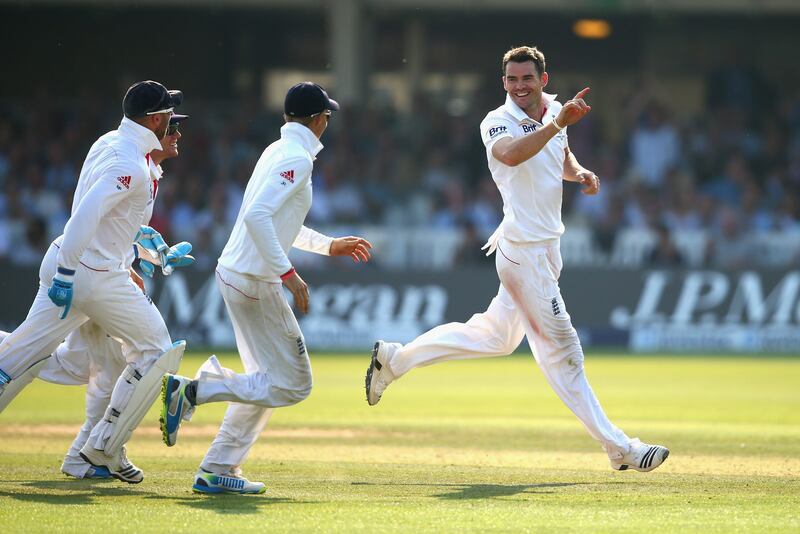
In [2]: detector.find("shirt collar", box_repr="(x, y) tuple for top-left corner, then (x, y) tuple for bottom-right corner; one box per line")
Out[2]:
(280, 122), (324, 158)
(118, 117), (163, 156)
(148, 158), (164, 181)
(503, 92), (558, 124)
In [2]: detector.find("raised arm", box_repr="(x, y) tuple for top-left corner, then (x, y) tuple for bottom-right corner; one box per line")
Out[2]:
(491, 88), (593, 167)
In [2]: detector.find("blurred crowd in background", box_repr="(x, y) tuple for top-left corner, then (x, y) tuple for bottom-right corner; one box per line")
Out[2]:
(2, 61), (800, 271)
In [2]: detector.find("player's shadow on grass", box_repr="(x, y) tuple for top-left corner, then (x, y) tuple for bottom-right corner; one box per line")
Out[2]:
(353, 481), (594, 500)
(0, 480), (156, 506)
(145, 493), (313, 514)
(433, 482), (586, 500)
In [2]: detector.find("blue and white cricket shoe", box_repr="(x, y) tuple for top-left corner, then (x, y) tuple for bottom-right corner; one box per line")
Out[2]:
(610, 438), (670, 472)
(79, 445), (143, 483)
(62, 462), (112, 479)
(83, 465), (113, 479)
(160, 374), (194, 447)
(192, 469), (266, 495)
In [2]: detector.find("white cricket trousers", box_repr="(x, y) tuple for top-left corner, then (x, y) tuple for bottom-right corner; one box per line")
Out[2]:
(0, 243), (171, 454)
(387, 238), (631, 458)
(196, 266), (312, 473)
(0, 324), (125, 477)
(45, 324), (125, 476)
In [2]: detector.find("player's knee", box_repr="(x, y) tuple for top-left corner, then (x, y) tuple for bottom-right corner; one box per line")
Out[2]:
(287, 374), (313, 404)
(547, 319), (580, 349)
(285, 383), (312, 404)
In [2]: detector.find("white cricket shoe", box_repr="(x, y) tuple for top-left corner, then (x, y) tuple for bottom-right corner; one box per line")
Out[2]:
(610, 438), (670, 472)
(79, 445), (143, 483)
(192, 469), (266, 495)
(365, 340), (400, 406)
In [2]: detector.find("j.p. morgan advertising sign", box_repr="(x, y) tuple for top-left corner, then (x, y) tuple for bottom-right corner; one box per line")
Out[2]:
(1, 264), (797, 353)
(146, 267), (800, 353)
(608, 270), (800, 352)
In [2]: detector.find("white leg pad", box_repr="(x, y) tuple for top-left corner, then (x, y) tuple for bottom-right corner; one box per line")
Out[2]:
(92, 340), (186, 454)
(0, 358), (48, 413)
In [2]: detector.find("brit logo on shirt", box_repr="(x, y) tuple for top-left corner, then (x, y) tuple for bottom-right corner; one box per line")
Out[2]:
(117, 175), (131, 190)
(487, 125), (507, 138)
(280, 170), (295, 183)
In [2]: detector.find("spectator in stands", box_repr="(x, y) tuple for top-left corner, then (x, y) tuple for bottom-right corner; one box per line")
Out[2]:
(707, 207), (753, 268)
(648, 223), (684, 267)
(453, 221), (492, 266)
(13, 216), (49, 266)
(628, 101), (681, 188)
(703, 152), (752, 207)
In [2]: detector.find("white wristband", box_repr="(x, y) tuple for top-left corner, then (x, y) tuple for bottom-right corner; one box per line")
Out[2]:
(552, 117), (565, 131)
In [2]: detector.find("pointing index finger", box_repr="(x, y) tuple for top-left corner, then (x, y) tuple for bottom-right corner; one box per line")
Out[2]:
(573, 87), (590, 100)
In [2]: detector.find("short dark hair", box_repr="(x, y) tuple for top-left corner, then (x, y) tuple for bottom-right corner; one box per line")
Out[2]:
(502, 46), (546, 77)
(284, 114), (316, 126)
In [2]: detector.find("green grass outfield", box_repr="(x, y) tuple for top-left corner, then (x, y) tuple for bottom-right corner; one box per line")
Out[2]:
(1, 353), (799, 533)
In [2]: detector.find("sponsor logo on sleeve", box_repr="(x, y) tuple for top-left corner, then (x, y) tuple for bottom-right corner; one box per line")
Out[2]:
(280, 170), (295, 184)
(487, 125), (508, 139)
(116, 175), (132, 190)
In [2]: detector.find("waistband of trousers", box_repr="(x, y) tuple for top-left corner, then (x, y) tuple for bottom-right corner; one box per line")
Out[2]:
(51, 242), (126, 272)
(499, 236), (560, 249)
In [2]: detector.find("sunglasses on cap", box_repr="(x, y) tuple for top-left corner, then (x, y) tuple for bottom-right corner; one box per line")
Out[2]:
(310, 109), (332, 121)
(144, 90), (181, 116)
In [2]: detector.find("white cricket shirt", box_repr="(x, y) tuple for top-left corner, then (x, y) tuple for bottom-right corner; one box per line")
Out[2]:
(218, 122), (333, 282)
(56, 117), (162, 272)
(480, 92), (569, 243)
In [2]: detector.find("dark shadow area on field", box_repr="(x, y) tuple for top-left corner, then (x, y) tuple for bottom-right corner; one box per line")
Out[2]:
(0, 480), (157, 505)
(352, 481), (595, 500)
(144, 493), (314, 514)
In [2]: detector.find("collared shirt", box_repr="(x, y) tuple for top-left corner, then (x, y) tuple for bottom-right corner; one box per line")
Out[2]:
(56, 117), (162, 271)
(479, 92), (568, 243)
(218, 122), (333, 282)
(144, 157), (163, 227)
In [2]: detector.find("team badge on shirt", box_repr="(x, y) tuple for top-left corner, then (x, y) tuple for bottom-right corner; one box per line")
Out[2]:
(117, 175), (132, 189)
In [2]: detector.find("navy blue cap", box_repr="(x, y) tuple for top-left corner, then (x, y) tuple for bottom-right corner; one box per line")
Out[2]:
(284, 82), (339, 118)
(123, 80), (183, 119)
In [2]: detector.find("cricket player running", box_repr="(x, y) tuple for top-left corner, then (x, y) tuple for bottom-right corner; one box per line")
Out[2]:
(0, 81), (189, 483)
(365, 46), (669, 473)
(0, 115), (192, 480)
(160, 82), (373, 494)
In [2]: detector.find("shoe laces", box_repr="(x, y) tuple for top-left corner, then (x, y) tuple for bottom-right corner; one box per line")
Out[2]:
(119, 446), (134, 469)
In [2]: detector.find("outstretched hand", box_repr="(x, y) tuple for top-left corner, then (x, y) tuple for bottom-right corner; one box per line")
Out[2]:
(556, 87), (592, 128)
(330, 236), (373, 263)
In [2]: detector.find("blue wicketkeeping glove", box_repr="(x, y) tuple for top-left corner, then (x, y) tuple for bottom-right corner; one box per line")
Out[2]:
(138, 257), (156, 278)
(48, 267), (75, 320)
(139, 241), (195, 277)
(162, 241), (195, 275)
(135, 225), (169, 265)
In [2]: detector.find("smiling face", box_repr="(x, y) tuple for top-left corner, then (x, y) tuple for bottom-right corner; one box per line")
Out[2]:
(502, 60), (548, 117)
(150, 123), (181, 164)
(161, 125), (181, 158)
